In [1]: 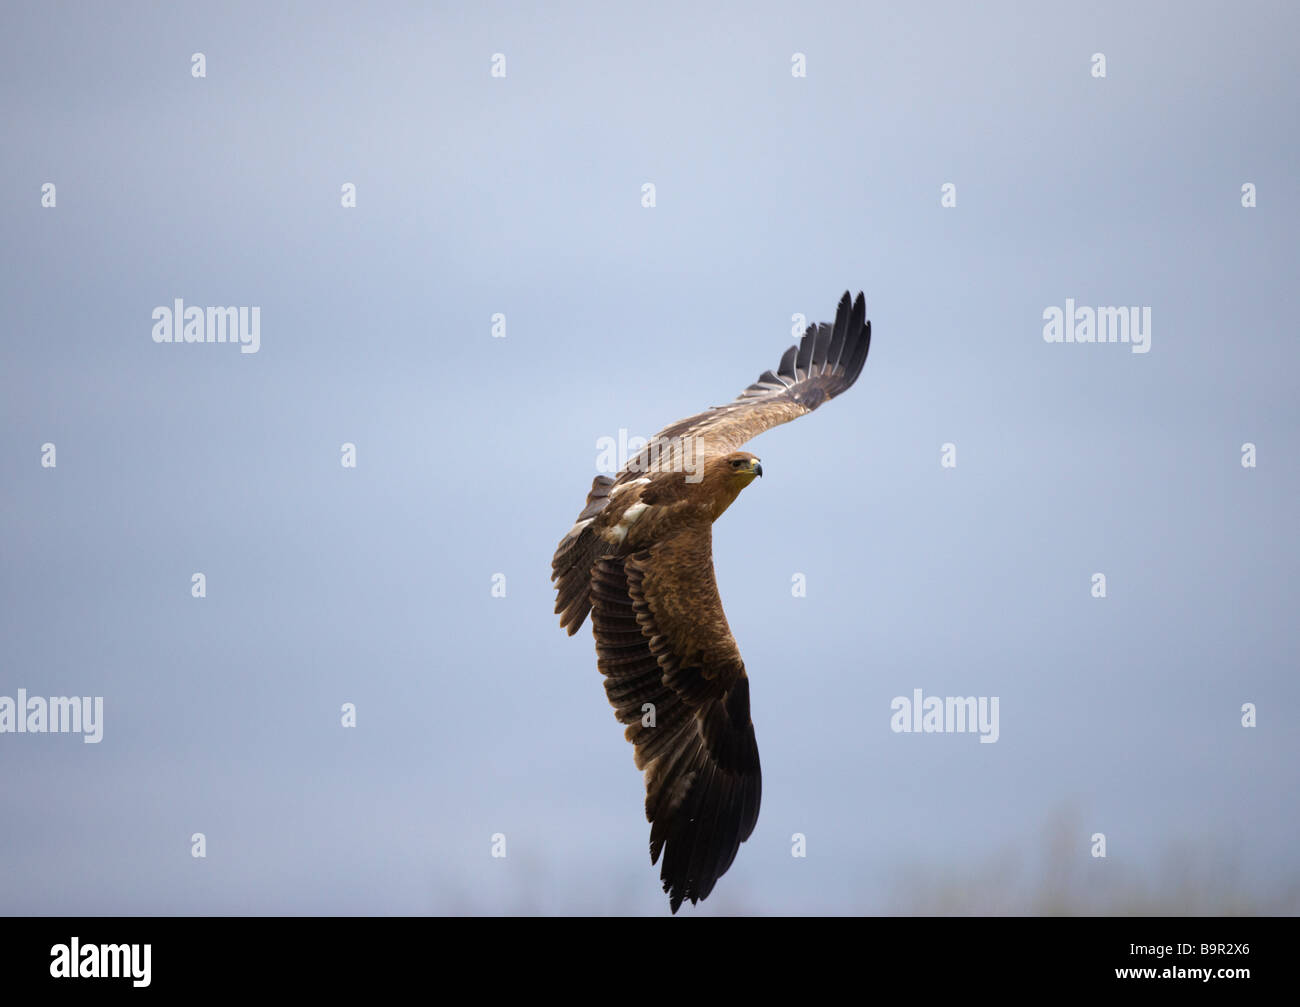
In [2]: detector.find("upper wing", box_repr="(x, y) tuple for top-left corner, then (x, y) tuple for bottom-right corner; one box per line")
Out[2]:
(588, 523), (761, 913)
(618, 290), (871, 481)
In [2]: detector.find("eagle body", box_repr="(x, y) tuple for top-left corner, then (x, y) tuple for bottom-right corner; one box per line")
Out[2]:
(552, 292), (872, 912)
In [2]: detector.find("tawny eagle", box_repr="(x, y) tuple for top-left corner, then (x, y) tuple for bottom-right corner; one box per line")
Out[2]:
(552, 291), (872, 912)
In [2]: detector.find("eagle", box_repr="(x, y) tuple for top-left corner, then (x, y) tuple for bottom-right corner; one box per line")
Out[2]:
(552, 291), (873, 912)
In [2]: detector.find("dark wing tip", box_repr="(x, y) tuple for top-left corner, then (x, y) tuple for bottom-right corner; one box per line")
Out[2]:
(650, 680), (761, 914)
(841, 291), (871, 387)
(777, 344), (799, 382)
(780, 290), (872, 410)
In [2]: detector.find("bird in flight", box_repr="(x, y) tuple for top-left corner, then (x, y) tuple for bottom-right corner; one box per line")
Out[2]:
(552, 291), (873, 912)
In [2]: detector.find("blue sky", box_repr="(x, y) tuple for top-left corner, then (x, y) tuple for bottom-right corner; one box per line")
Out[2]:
(1, 1), (1297, 914)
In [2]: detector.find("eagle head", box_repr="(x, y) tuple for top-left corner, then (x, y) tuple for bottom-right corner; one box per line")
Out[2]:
(697, 451), (762, 520)
(724, 451), (763, 482)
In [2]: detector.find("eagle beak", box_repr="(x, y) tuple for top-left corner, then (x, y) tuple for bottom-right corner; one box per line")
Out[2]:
(752, 460), (763, 478)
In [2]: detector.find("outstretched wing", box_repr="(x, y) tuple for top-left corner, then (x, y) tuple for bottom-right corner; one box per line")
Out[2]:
(588, 524), (761, 913)
(618, 290), (871, 481)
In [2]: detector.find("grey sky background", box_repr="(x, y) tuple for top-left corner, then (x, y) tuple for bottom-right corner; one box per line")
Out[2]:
(1, 1), (1297, 914)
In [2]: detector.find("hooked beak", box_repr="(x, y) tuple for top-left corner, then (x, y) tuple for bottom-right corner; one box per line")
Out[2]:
(752, 459), (763, 478)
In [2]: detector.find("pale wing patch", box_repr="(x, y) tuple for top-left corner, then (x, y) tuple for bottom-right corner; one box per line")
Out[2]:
(605, 500), (650, 544)
(610, 477), (651, 497)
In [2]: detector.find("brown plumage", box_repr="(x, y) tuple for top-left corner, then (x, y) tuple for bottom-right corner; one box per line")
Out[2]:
(552, 291), (872, 912)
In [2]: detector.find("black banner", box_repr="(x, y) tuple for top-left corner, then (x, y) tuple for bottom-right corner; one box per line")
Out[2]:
(0, 916), (1278, 992)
